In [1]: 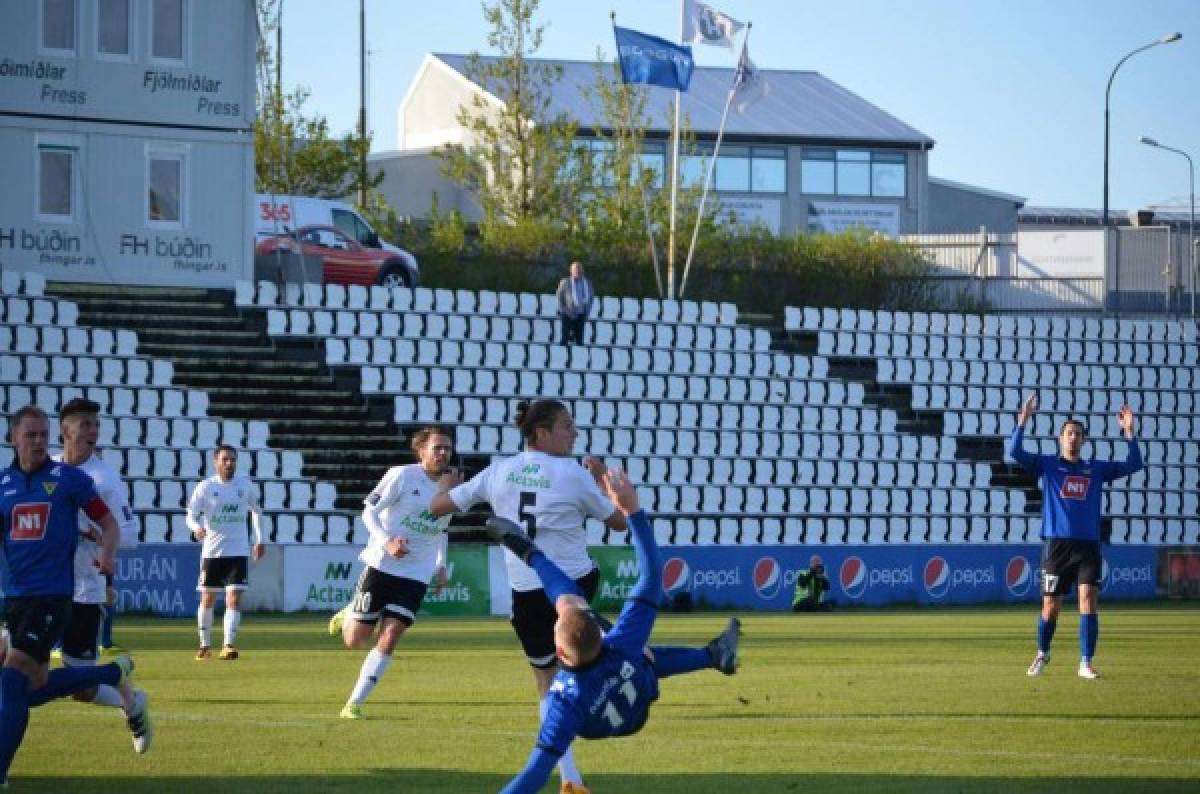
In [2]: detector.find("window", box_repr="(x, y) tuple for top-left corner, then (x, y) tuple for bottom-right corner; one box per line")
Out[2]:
(151, 0), (185, 61)
(750, 147), (786, 193)
(637, 142), (665, 189)
(802, 148), (907, 197)
(146, 145), (187, 226)
(37, 141), (78, 221)
(836, 150), (871, 196)
(41, 0), (76, 53)
(871, 151), (907, 197)
(97, 0), (131, 58)
(333, 209), (374, 247)
(714, 145), (750, 192)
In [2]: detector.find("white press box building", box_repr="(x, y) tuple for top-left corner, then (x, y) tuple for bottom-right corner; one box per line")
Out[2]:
(0, 0), (256, 288)
(374, 54), (1024, 237)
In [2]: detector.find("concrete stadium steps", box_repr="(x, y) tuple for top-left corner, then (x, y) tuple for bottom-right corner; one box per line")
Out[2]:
(45, 283), (416, 516)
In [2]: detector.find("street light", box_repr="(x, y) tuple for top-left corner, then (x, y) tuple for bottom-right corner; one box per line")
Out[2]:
(1140, 135), (1196, 319)
(1103, 33), (1181, 227)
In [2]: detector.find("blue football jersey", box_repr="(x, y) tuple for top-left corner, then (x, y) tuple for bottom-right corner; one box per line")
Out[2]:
(0, 459), (106, 597)
(1008, 427), (1144, 541)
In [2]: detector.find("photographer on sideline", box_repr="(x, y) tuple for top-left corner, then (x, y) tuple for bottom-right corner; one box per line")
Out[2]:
(792, 555), (832, 612)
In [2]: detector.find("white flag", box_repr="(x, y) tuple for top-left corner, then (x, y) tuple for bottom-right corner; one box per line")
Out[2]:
(733, 41), (768, 112)
(683, 0), (744, 50)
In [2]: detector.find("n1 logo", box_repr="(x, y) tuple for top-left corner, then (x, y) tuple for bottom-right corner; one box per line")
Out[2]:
(1060, 475), (1090, 500)
(10, 503), (50, 541)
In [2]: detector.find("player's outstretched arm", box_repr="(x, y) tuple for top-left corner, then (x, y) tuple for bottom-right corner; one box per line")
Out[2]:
(1007, 392), (1042, 472)
(499, 747), (559, 794)
(1106, 404), (1145, 481)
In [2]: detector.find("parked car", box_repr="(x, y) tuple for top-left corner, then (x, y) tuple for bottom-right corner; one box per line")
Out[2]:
(254, 225), (408, 287)
(255, 194), (419, 286)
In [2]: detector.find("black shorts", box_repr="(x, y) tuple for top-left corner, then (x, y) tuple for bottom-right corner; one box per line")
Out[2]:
(1041, 539), (1103, 596)
(198, 556), (249, 592)
(61, 602), (105, 662)
(349, 566), (428, 627)
(511, 567), (600, 669)
(5, 596), (72, 665)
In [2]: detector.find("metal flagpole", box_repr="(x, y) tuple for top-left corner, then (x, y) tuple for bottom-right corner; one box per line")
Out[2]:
(680, 24), (750, 299)
(611, 13), (664, 298)
(666, 0), (686, 300)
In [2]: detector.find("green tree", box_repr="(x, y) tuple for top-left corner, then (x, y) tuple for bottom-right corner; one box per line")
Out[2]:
(436, 0), (580, 230)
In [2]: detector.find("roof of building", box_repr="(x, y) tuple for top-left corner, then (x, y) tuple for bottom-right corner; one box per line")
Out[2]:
(431, 53), (935, 148)
(929, 176), (1026, 206)
(1019, 206), (1195, 227)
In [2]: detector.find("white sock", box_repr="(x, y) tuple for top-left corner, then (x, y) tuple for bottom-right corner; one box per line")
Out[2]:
(198, 605), (213, 647)
(91, 684), (124, 708)
(223, 608), (242, 647)
(541, 696), (583, 784)
(348, 648), (392, 705)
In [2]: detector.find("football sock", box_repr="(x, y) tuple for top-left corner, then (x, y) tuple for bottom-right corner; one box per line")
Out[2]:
(223, 608), (242, 647)
(28, 663), (120, 707)
(198, 605), (213, 647)
(1080, 613), (1098, 661)
(101, 605), (115, 648)
(348, 648), (391, 705)
(649, 646), (712, 678)
(91, 684), (125, 708)
(540, 697), (582, 785)
(0, 667), (32, 782)
(1036, 616), (1057, 655)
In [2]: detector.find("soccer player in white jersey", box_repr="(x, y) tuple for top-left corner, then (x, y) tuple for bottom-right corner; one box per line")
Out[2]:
(52, 397), (152, 753)
(186, 445), (264, 660)
(327, 425), (462, 719)
(431, 399), (626, 794)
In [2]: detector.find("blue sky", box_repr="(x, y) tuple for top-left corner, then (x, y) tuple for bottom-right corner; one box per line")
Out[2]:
(278, 0), (1199, 211)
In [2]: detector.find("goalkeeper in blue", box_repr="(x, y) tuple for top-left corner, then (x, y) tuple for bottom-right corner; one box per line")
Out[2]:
(1008, 393), (1142, 680)
(487, 467), (741, 794)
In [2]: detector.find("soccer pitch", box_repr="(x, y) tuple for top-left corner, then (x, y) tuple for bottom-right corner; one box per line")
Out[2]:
(14, 604), (1200, 793)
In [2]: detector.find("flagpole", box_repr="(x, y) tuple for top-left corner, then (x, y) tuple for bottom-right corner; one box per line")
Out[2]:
(680, 23), (748, 299)
(666, 0), (686, 300)
(611, 12), (664, 298)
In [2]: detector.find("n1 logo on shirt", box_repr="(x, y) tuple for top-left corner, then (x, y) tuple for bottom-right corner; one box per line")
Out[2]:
(1060, 475), (1090, 500)
(10, 503), (51, 541)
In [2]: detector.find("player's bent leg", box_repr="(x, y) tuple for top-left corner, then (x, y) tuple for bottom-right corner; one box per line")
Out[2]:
(328, 603), (350, 638)
(342, 618), (377, 650)
(648, 646), (714, 678)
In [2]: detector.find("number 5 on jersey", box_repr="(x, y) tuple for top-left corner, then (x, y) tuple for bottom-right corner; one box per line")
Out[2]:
(518, 491), (537, 539)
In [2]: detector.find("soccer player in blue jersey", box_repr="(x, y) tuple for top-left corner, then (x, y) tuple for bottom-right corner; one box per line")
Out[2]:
(486, 467), (741, 794)
(1008, 393), (1143, 679)
(0, 406), (146, 785)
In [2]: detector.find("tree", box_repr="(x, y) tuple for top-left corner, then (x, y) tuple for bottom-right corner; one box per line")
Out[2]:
(436, 0), (580, 229)
(254, 0), (383, 202)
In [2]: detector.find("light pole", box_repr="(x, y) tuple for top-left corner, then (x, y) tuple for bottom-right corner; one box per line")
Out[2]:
(1140, 136), (1196, 319)
(1103, 33), (1181, 227)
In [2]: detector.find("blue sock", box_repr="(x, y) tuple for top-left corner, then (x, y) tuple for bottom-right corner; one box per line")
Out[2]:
(28, 663), (121, 708)
(650, 646), (712, 679)
(0, 667), (33, 782)
(1080, 614), (1098, 661)
(1037, 616), (1057, 654)
(527, 551), (584, 604)
(101, 607), (115, 648)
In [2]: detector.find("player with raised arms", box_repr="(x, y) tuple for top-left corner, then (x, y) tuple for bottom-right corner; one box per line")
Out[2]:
(430, 398), (626, 794)
(487, 466), (741, 794)
(327, 425), (461, 719)
(1009, 393), (1143, 679)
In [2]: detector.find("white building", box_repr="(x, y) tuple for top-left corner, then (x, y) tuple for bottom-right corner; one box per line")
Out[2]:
(0, 0), (257, 287)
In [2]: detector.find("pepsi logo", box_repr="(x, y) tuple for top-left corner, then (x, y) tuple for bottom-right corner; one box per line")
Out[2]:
(840, 556), (866, 599)
(1006, 556), (1033, 597)
(924, 556), (950, 598)
(753, 557), (781, 599)
(662, 557), (690, 594)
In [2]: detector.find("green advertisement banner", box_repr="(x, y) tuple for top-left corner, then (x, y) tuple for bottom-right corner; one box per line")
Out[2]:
(419, 544), (491, 616)
(589, 545), (640, 613)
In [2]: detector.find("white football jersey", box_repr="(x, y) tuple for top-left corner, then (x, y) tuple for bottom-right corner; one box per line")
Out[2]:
(187, 475), (260, 559)
(53, 452), (138, 604)
(359, 464), (451, 583)
(448, 451), (616, 592)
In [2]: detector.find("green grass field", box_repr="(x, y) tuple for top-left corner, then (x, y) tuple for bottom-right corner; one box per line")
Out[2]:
(12, 604), (1200, 793)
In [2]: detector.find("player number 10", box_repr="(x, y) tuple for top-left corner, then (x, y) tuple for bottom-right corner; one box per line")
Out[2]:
(601, 680), (638, 730)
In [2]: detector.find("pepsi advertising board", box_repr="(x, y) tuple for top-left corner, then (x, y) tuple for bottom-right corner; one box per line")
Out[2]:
(654, 545), (1158, 610)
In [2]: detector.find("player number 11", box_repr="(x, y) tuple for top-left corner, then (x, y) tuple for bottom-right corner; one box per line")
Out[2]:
(601, 680), (638, 730)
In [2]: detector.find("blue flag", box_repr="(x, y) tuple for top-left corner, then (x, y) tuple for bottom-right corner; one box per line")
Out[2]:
(614, 26), (694, 91)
